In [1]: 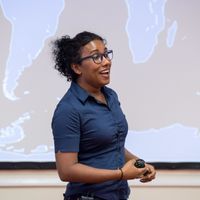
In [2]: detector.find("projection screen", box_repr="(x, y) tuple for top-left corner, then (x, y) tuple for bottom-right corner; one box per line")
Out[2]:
(0, 0), (200, 169)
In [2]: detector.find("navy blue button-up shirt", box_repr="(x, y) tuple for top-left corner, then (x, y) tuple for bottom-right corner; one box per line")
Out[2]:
(52, 82), (130, 199)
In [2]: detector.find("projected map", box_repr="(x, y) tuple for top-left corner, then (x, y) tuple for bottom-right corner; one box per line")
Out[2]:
(0, 0), (200, 162)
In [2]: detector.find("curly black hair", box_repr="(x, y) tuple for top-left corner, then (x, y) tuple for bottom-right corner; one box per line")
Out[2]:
(51, 31), (105, 81)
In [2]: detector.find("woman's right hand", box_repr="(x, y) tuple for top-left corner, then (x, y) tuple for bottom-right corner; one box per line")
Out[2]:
(121, 159), (148, 180)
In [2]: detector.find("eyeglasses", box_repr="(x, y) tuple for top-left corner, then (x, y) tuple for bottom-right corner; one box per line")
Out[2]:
(78, 50), (113, 64)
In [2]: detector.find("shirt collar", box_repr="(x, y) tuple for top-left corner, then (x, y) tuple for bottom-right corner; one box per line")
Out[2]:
(69, 82), (89, 104)
(70, 82), (113, 104)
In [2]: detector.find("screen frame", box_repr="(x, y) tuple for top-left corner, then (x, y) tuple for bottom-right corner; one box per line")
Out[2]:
(0, 162), (200, 170)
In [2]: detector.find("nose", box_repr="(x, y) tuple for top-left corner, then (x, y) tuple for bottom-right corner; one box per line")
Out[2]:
(102, 55), (111, 65)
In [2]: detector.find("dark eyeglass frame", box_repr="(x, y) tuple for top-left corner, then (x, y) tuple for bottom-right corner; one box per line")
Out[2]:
(78, 50), (113, 64)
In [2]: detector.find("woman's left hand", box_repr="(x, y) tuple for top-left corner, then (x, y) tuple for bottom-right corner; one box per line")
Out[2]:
(139, 163), (156, 183)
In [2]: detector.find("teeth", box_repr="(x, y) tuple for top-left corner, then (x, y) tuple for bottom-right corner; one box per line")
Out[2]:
(100, 70), (109, 74)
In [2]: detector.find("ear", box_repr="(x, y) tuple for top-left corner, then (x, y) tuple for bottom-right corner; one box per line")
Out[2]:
(71, 63), (82, 75)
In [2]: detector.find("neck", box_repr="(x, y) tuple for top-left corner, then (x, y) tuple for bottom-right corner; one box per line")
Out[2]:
(76, 80), (102, 96)
(76, 81), (107, 104)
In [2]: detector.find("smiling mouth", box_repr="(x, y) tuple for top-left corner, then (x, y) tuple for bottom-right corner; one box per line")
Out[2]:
(100, 69), (110, 76)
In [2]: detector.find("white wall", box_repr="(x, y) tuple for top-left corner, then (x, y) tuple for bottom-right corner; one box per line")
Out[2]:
(0, 170), (200, 200)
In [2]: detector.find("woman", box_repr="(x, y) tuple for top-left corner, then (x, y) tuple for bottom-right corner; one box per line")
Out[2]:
(51, 31), (156, 200)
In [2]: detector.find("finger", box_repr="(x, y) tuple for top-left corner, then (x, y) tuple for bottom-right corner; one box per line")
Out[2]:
(140, 174), (155, 182)
(140, 175), (152, 182)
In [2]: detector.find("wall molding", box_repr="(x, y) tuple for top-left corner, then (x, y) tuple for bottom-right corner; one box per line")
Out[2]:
(0, 170), (200, 187)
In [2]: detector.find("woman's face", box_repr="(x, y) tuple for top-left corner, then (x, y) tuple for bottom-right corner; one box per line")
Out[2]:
(75, 39), (112, 91)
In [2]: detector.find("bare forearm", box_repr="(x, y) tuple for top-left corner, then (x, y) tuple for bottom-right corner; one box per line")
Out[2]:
(56, 151), (145, 184)
(124, 148), (139, 162)
(58, 163), (121, 183)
